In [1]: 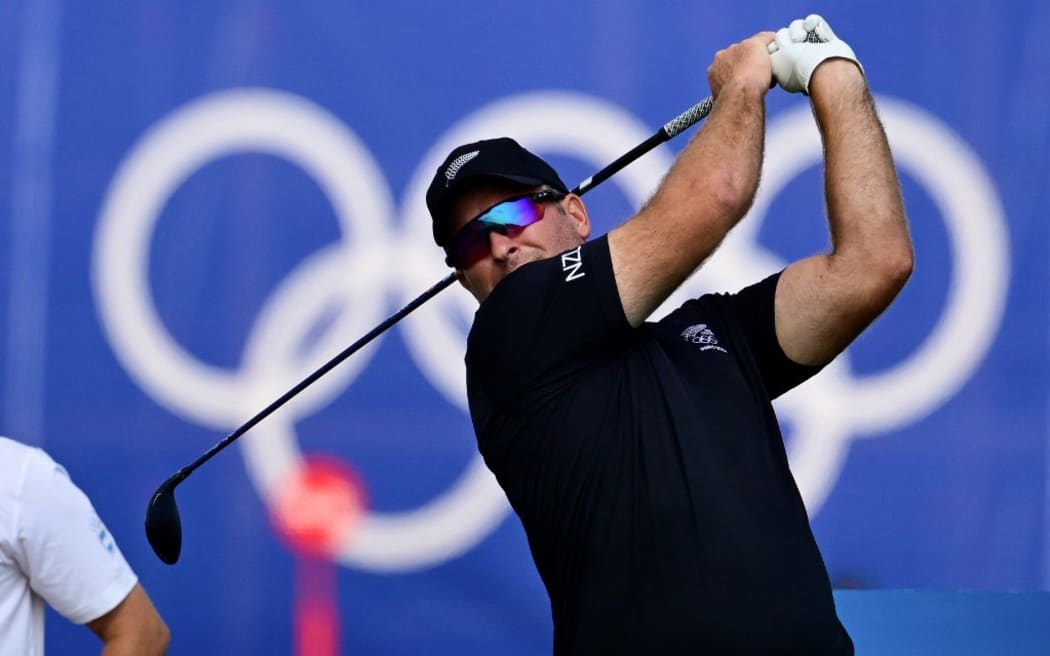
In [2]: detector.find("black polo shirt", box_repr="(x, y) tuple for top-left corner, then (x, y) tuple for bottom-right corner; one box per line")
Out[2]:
(466, 236), (853, 655)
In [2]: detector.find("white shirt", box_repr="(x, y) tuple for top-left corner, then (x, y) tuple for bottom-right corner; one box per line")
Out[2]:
(0, 437), (138, 656)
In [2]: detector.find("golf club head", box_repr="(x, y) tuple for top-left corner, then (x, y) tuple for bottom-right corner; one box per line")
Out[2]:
(145, 476), (183, 565)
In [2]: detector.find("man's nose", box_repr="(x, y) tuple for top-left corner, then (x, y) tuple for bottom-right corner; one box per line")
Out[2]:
(488, 228), (518, 261)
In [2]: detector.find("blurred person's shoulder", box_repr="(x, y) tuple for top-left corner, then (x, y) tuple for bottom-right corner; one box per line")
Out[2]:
(0, 436), (55, 483)
(0, 436), (38, 484)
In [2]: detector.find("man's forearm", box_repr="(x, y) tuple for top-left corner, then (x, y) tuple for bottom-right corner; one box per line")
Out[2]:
(89, 584), (170, 656)
(810, 61), (912, 272)
(612, 79), (767, 323)
(769, 17), (913, 367)
(101, 634), (169, 656)
(607, 32), (773, 325)
(647, 77), (766, 238)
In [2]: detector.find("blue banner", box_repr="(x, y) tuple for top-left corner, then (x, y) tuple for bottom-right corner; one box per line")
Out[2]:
(1, 1), (1046, 653)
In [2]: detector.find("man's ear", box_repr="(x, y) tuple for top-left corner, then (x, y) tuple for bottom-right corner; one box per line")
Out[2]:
(563, 193), (591, 240)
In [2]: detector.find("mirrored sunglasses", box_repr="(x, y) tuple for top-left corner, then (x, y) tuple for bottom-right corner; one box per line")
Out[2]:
(444, 189), (565, 268)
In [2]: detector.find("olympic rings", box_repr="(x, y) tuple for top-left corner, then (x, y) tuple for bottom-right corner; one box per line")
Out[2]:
(92, 88), (1008, 569)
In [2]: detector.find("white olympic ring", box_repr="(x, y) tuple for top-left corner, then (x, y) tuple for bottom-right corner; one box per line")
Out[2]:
(93, 88), (393, 429)
(93, 88), (1008, 568)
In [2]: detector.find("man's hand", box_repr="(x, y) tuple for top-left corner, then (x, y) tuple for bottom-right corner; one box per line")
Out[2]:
(707, 32), (777, 99)
(769, 15), (862, 94)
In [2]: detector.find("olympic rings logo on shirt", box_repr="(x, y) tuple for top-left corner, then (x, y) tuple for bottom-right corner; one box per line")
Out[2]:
(92, 88), (1008, 572)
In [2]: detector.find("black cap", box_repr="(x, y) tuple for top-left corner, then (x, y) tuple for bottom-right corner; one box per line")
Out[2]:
(426, 137), (569, 247)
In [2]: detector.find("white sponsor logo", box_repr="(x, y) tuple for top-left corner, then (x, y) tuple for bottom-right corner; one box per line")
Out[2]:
(444, 150), (479, 186)
(681, 323), (727, 352)
(91, 516), (116, 554)
(560, 246), (585, 282)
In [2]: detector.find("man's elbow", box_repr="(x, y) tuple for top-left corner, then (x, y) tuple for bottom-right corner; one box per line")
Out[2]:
(833, 236), (913, 312)
(709, 167), (759, 221)
(855, 216), (914, 293)
(891, 227), (915, 281)
(149, 616), (171, 655)
(881, 239), (914, 295)
(856, 241), (913, 314)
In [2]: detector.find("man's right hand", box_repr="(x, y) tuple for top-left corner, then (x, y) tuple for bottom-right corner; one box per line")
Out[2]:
(707, 32), (777, 99)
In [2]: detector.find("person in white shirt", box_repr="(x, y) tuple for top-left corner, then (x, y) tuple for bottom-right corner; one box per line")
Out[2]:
(0, 436), (169, 655)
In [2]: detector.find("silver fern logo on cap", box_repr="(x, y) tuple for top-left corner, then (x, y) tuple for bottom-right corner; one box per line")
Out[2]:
(444, 150), (480, 186)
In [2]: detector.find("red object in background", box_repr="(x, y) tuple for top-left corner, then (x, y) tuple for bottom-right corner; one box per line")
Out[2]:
(270, 455), (368, 656)
(271, 455), (367, 557)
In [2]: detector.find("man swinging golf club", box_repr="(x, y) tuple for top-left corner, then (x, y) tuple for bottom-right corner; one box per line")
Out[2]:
(425, 15), (912, 654)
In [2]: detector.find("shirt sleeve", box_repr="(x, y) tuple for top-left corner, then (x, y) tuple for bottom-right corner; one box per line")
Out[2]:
(466, 235), (630, 430)
(723, 271), (825, 399)
(12, 448), (138, 625)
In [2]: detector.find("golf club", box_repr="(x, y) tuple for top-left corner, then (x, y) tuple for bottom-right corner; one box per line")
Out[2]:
(146, 94), (716, 565)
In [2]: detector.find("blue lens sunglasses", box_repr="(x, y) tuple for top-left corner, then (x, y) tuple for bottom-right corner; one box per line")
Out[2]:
(444, 189), (566, 268)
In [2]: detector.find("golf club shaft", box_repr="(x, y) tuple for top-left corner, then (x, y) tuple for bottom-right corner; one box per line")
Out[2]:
(165, 94), (716, 485)
(573, 96), (713, 195)
(167, 271), (457, 487)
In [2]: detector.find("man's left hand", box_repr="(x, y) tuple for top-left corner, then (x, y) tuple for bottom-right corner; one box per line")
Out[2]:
(769, 15), (862, 94)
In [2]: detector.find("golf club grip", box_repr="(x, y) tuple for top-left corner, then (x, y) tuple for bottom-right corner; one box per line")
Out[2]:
(572, 95), (714, 196)
(662, 96), (714, 139)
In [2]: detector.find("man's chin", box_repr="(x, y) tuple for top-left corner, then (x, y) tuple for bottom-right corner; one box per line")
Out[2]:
(504, 251), (544, 274)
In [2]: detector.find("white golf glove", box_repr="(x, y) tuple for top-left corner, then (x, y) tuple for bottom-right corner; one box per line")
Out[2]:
(768, 15), (862, 94)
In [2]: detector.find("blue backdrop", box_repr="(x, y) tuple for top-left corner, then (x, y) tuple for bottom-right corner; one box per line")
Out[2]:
(1, 1), (1047, 653)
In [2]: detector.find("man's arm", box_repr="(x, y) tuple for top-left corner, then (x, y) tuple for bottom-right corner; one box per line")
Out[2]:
(774, 59), (914, 366)
(608, 32), (774, 326)
(86, 583), (170, 656)
(13, 445), (171, 656)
